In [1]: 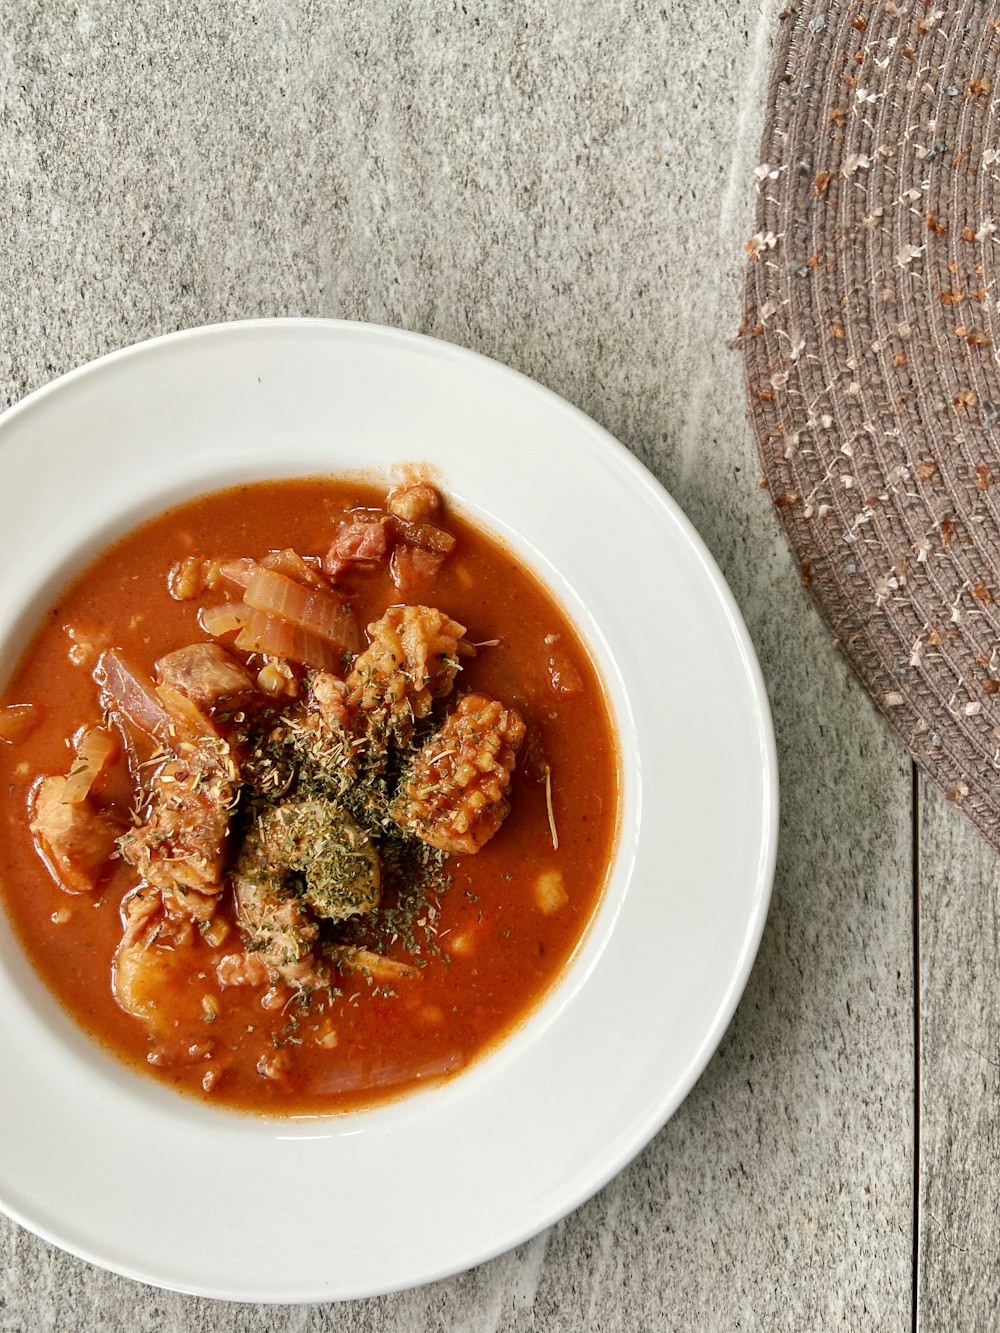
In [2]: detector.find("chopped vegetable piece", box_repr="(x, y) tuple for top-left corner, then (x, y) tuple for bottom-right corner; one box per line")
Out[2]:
(534, 869), (569, 915)
(168, 556), (229, 602)
(218, 558), (256, 590)
(61, 726), (117, 804)
(243, 567), (361, 655)
(155, 684), (222, 743)
(96, 651), (175, 741)
(390, 516), (456, 554)
(256, 659), (297, 697)
(0, 703), (42, 744)
(260, 548), (329, 588)
(97, 651), (220, 748)
(232, 608), (343, 672)
(199, 602), (252, 637)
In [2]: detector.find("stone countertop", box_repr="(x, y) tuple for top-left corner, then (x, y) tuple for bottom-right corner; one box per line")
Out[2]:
(1, 3), (996, 1329)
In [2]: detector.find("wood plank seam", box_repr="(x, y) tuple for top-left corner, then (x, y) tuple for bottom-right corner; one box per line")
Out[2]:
(912, 762), (921, 1333)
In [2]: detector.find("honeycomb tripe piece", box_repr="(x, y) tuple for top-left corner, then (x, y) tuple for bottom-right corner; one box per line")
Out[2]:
(391, 692), (526, 854)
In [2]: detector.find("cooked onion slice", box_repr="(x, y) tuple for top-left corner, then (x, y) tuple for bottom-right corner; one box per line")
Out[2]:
(62, 726), (117, 804)
(232, 608), (343, 672)
(218, 558), (256, 590)
(243, 568), (361, 655)
(96, 651), (218, 745)
(155, 684), (221, 742)
(199, 602), (252, 637)
(330, 945), (420, 982)
(389, 517), (456, 554)
(260, 548), (329, 588)
(96, 651), (172, 737)
(0, 703), (42, 744)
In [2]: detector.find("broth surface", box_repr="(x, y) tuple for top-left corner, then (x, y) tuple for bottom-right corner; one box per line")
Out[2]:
(0, 477), (618, 1113)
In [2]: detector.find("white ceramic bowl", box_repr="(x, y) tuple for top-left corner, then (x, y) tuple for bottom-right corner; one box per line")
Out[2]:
(0, 320), (777, 1301)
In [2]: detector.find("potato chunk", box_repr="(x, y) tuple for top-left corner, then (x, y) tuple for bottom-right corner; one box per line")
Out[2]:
(113, 890), (201, 1033)
(391, 693), (525, 854)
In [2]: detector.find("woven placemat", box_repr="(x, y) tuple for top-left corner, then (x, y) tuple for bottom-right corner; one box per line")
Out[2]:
(745, 0), (1000, 853)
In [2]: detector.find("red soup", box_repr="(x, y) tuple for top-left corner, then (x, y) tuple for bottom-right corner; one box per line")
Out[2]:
(0, 476), (619, 1114)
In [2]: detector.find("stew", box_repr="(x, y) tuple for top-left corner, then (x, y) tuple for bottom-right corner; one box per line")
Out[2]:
(0, 475), (619, 1114)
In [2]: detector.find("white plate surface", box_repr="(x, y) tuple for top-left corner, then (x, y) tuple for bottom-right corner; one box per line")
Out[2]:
(0, 320), (777, 1301)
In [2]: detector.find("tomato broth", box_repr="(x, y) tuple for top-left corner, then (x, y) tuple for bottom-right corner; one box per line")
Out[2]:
(0, 477), (619, 1114)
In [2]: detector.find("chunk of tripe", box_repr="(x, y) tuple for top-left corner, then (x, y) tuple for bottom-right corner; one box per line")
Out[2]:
(534, 869), (568, 915)
(30, 774), (119, 893)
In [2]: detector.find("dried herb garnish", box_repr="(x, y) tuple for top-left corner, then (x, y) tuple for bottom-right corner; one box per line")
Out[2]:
(228, 685), (453, 991)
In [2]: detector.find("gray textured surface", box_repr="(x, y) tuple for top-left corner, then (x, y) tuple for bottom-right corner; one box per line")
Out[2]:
(0, 0), (942, 1327)
(918, 777), (1000, 1333)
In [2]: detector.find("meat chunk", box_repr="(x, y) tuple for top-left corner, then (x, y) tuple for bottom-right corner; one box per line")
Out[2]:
(233, 864), (321, 988)
(270, 671), (360, 804)
(155, 643), (255, 708)
(160, 882), (218, 921)
(119, 739), (238, 895)
(217, 950), (270, 988)
(346, 605), (465, 746)
(310, 671), (350, 730)
(30, 775), (119, 892)
(231, 798), (380, 988)
(324, 519), (390, 577)
(391, 693), (525, 854)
